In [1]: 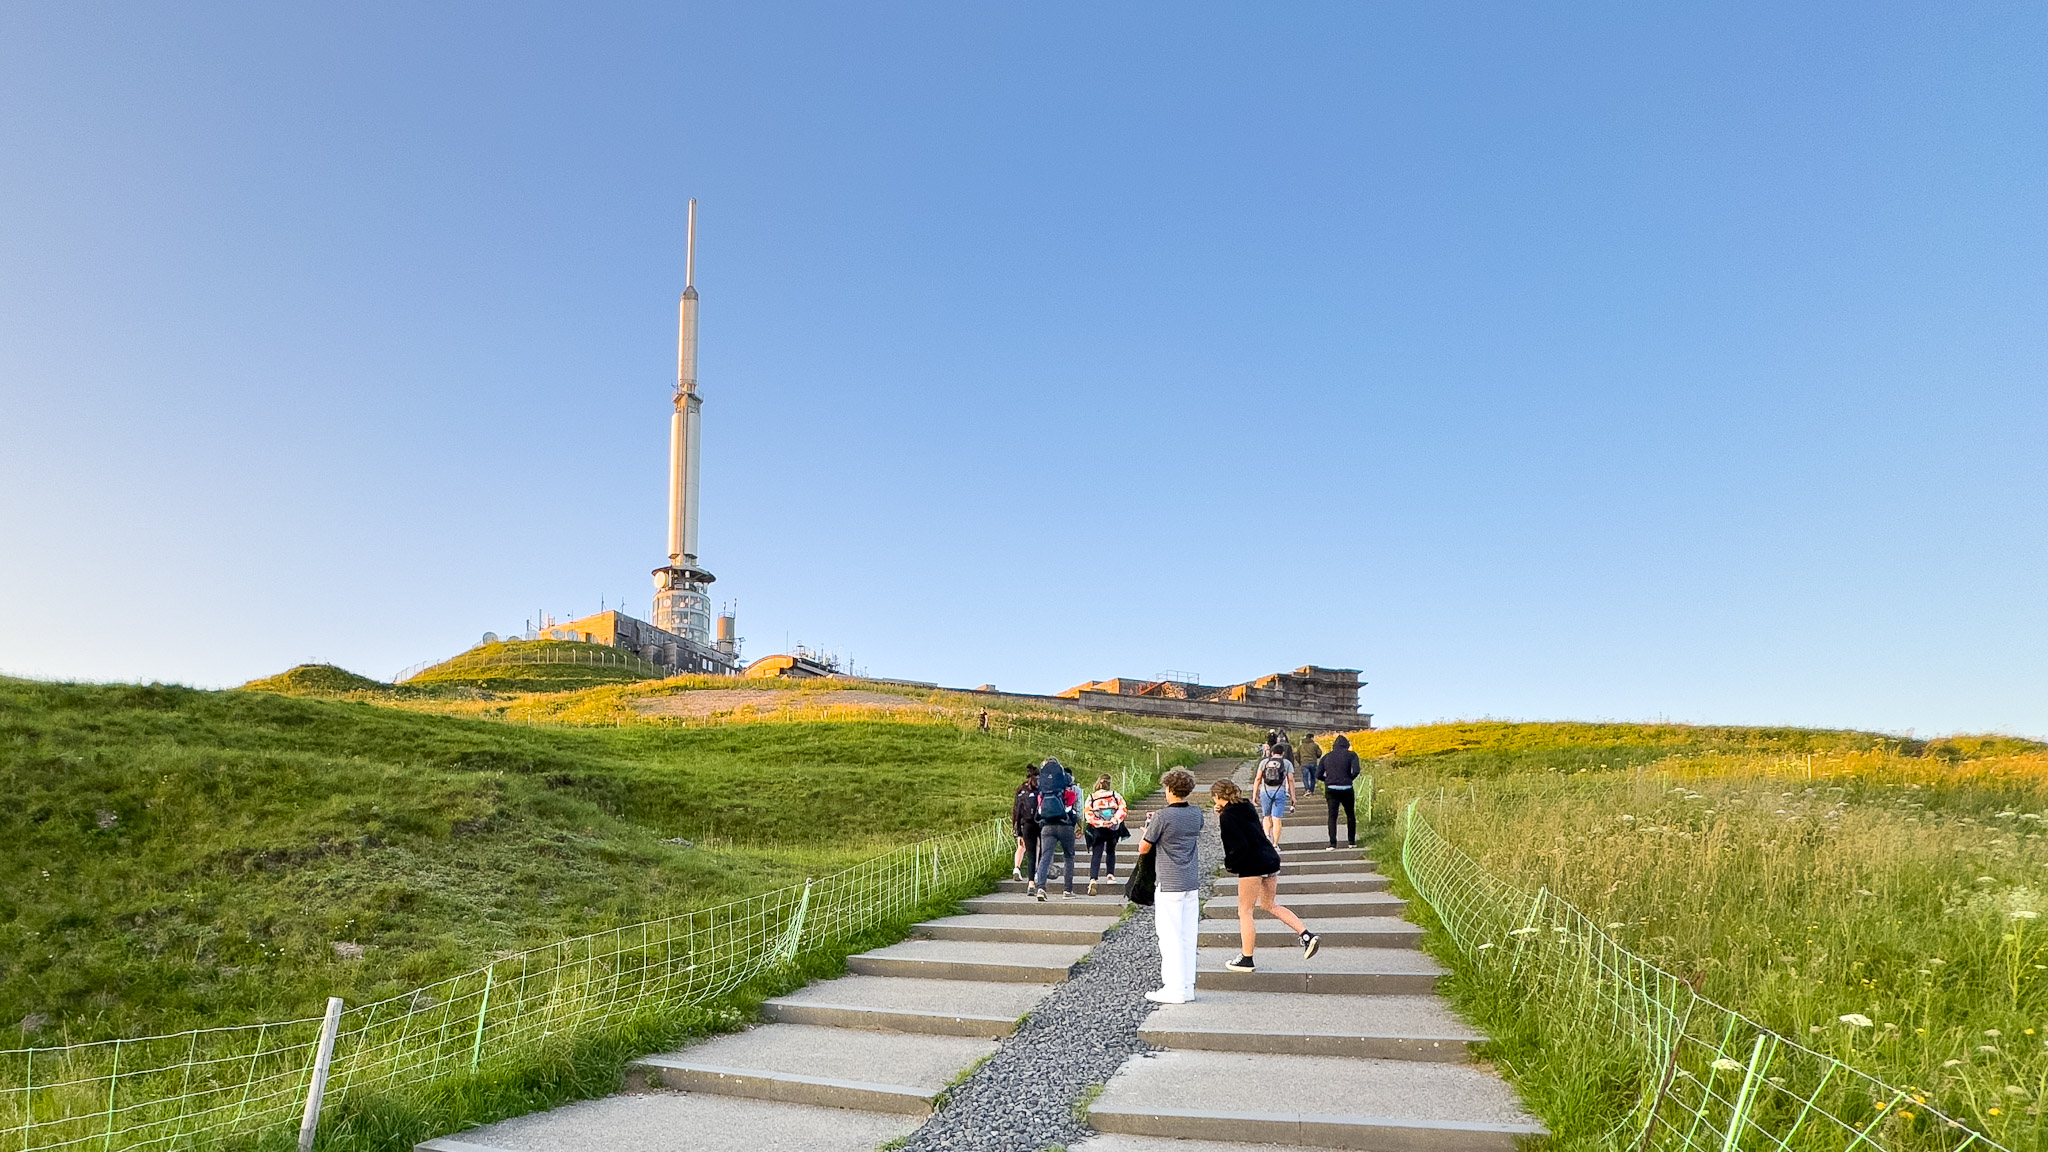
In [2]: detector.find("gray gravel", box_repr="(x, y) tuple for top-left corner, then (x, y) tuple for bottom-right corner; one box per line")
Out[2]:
(898, 767), (1240, 1152)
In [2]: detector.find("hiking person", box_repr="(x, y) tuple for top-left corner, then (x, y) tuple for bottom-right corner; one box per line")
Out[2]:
(1318, 733), (1363, 849)
(1032, 757), (1081, 900)
(1139, 767), (1204, 1003)
(1298, 734), (1324, 794)
(1010, 764), (1040, 881)
(1083, 774), (1129, 895)
(1212, 779), (1320, 970)
(978, 708), (990, 733)
(1254, 743), (1296, 847)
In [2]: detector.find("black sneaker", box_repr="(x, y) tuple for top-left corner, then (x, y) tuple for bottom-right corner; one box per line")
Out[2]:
(1301, 932), (1321, 960)
(1224, 954), (1256, 972)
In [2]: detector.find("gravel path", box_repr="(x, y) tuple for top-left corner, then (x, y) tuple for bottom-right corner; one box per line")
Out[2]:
(898, 769), (1239, 1152)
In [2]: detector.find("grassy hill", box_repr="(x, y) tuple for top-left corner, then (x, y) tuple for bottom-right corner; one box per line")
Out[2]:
(1347, 721), (2047, 1151)
(0, 675), (1205, 1048)
(399, 639), (666, 693)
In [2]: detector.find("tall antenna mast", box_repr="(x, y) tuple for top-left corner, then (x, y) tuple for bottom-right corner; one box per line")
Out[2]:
(685, 197), (696, 289)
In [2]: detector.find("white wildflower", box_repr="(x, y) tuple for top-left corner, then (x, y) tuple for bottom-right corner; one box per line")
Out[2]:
(1943, 1059), (1964, 1068)
(1839, 1014), (1874, 1028)
(1508, 927), (1538, 937)
(1986, 1029), (2003, 1037)
(1477, 943), (1495, 950)
(2012, 910), (2040, 921)
(1711, 1057), (1744, 1072)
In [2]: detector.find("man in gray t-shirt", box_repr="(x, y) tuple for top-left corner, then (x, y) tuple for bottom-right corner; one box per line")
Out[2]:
(1141, 769), (1206, 1003)
(1143, 803), (1204, 894)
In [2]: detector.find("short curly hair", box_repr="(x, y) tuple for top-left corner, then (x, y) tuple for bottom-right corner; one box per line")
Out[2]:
(1160, 768), (1197, 798)
(1208, 779), (1242, 804)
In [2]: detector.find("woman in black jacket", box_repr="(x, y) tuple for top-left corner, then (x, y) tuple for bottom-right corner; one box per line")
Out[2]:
(1011, 765), (1040, 881)
(1211, 779), (1319, 971)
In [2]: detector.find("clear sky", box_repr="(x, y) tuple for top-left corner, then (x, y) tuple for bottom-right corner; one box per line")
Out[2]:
(2, 4), (2042, 736)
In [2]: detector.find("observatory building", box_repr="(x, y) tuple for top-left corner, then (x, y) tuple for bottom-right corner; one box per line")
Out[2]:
(545, 199), (742, 676)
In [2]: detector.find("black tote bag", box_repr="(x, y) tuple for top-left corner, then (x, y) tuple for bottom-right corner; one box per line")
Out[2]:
(1125, 849), (1157, 906)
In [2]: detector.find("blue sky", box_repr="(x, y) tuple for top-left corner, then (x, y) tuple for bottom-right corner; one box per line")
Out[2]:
(2, 4), (2042, 735)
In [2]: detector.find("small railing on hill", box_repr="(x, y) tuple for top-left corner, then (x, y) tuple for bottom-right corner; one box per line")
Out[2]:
(0, 819), (1011, 1152)
(1400, 801), (2011, 1152)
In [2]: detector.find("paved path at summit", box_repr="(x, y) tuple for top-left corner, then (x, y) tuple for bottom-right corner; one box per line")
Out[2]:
(418, 760), (1543, 1152)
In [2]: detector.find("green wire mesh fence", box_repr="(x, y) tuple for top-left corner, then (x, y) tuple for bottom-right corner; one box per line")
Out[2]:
(1401, 799), (2012, 1152)
(0, 817), (1010, 1152)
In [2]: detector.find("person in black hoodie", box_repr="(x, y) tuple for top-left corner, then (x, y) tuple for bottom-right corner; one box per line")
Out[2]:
(1319, 734), (1363, 849)
(1210, 779), (1319, 971)
(1010, 765), (1040, 881)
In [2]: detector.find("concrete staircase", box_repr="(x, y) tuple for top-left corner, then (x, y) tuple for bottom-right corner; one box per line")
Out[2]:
(417, 762), (1239, 1152)
(1079, 791), (1546, 1152)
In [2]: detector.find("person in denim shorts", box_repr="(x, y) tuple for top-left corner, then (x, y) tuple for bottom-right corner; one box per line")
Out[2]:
(1253, 750), (1295, 847)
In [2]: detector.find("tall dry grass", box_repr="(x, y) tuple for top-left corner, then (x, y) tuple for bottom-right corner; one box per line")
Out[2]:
(1391, 748), (2048, 1141)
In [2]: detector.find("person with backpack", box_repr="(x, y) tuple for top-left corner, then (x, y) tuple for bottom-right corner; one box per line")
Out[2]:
(1083, 774), (1128, 896)
(1010, 764), (1041, 881)
(1031, 757), (1081, 900)
(1298, 734), (1324, 794)
(1211, 779), (1320, 971)
(1254, 744), (1296, 847)
(1318, 734), (1363, 849)
(1139, 767), (1204, 1003)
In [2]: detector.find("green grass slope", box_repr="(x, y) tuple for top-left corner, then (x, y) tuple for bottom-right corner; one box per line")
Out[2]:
(0, 676), (1188, 1047)
(1341, 719), (2045, 776)
(403, 640), (662, 693)
(241, 663), (392, 695)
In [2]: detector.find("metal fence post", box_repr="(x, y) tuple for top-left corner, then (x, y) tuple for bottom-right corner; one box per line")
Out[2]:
(1719, 1033), (1770, 1152)
(778, 879), (814, 962)
(469, 965), (495, 1071)
(296, 997), (344, 1152)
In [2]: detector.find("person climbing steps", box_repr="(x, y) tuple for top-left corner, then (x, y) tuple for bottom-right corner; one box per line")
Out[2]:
(1211, 778), (1319, 971)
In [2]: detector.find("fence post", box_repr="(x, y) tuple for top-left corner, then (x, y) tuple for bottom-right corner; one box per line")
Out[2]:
(101, 1039), (119, 1152)
(778, 879), (814, 962)
(1365, 775), (1375, 825)
(296, 996), (344, 1152)
(1718, 1033), (1770, 1152)
(469, 965), (495, 1071)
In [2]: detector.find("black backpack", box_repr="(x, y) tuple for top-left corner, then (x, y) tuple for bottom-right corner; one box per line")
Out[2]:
(1259, 756), (1289, 787)
(1037, 763), (1075, 822)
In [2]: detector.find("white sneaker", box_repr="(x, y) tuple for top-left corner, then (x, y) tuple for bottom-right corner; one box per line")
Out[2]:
(1144, 989), (1187, 1004)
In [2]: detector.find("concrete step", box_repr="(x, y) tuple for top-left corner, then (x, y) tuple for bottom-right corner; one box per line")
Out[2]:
(1276, 857), (1380, 875)
(1281, 803), (1376, 824)
(760, 974), (1054, 1037)
(847, 937), (1094, 983)
(1278, 846), (1369, 863)
(1073, 1136), (1350, 1152)
(912, 912), (1120, 945)
(995, 876), (1126, 894)
(1137, 990), (1483, 1061)
(1279, 823), (1368, 847)
(1262, 872), (1389, 894)
(1194, 945), (1443, 994)
(1198, 915), (1422, 949)
(1201, 891), (1405, 919)
(963, 892), (1129, 916)
(418, 1091), (921, 1152)
(1087, 1050), (1545, 1151)
(629, 1022), (996, 1115)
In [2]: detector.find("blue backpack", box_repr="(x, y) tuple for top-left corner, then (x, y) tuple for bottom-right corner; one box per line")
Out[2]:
(1037, 763), (1075, 823)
